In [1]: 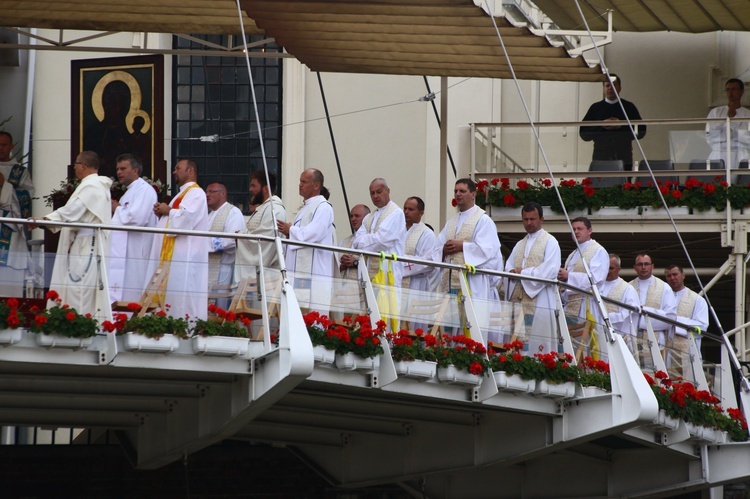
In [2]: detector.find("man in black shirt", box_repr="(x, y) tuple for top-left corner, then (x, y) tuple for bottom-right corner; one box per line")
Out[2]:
(580, 74), (646, 171)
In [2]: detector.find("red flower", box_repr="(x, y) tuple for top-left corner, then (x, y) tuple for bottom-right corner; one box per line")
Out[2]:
(468, 362), (484, 375)
(583, 186), (595, 197)
(451, 198), (457, 207)
(126, 302), (141, 312)
(517, 180), (529, 190)
(491, 178), (500, 185)
(581, 177), (593, 186)
(34, 314), (48, 327)
(6, 298), (18, 308)
(61, 304), (69, 309)
(65, 311), (76, 321)
(503, 193), (516, 206)
(241, 317), (251, 326)
(500, 178), (510, 189)
(672, 190), (682, 199)
(623, 182), (634, 190)
(703, 183), (716, 195)
(541, 178), (552, 187)
(634, 181), (642, 189)
(7, 315), (20, 328)
(45, 290), (59, 302)
(659, 185), (669, 195)
(102, 321), (116, 333)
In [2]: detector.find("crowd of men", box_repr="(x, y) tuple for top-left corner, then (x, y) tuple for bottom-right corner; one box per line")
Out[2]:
(0, 137), (709, 363)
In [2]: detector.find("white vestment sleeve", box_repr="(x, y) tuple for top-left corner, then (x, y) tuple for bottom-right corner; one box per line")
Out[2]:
(518, 237), (561, 299)
(403, 229), (437, 278)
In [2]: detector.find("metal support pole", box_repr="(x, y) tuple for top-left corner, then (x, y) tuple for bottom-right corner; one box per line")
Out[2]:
(439, 76), (449, 228)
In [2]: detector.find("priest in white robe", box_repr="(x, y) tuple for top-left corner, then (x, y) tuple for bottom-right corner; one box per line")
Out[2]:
(629, 253), (677, 350)
(109, 154), (157, 303)
(352, 178), (406, 285)
(0, 131), (34, 297)
(36, 151), (112, 320)
(148, 159), (210, 321)
(600, 254), (640, 340)
(436, 181), (502, 301)
(236, 170), (287, 281)
(206, 182), (245, 303)
(505, 202), (561, 354)
(402, 197), (438, 293)
(278, 168), (335, 314)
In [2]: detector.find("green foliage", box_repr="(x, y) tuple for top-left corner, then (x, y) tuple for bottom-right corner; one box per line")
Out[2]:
(29, 292), (98, 339)
(475, 176), (750, 213)
(389, 329), (438, 362)
(645, 371), (749, 442)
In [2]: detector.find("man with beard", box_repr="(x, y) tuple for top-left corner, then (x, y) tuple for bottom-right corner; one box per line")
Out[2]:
(235, 170), (286, 281)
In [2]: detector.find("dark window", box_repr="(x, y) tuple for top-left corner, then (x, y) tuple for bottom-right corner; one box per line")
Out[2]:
(172, 35), (283, 213)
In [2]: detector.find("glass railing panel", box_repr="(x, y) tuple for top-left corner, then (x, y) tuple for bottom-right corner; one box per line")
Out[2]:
(473, 119), (750, 186)
(398, 284), (462, 335)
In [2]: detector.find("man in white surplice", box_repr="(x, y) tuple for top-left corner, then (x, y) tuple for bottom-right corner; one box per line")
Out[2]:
(35, 151), (112, 320)
(109, 154), (156, 303)
(436, 179), (502, 340)
(664, 263), (708, 358)
(402, 196), (438, 293)
(206, 182), (245, 308)
(338, 204), (370, 280)
(629, 253), (677, 352)
(436, 179), (501, 300)
(0, 131), (34, 297)
(235, 170), (286, 282)
(148, 159), (210, 321)
(558, 217), (609, 356)
(600, 254), (640, 342)
(352, 178), (406, 285)
(505, 202), (561, 354)
(277, 168), (335, 313)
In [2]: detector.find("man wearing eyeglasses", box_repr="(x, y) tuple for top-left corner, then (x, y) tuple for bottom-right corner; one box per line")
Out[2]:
(706, 78), (750, 170)
(629, 254), (677, 352)
(33, 151), (112, 319)
(206, 182), (244, 308)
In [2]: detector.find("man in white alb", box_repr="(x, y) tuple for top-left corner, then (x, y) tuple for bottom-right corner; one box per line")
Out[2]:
(148, 159), (210, 321)
(34, 151), (112, 320)
(206, 182), (245, 308)
(402, 196), (438, 293)
(630, 253), (677, 353)
(352, 178), (406, 285)
(505, 202), (561, 353)
(277, 168), (335, 313)
(599, 254), (640, 346)
(558, 217), (609, 357)
(338, 204), (370, 280)
(705, 78), (750, 170)
(109, 153), (157, 303)
(664, 263), (708, 360)
(235, 170), (286, 281)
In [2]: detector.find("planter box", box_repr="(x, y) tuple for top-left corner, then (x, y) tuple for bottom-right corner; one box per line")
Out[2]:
(493, 371), (536, 393)
(686, 423), (727, 444)
(593, 207), (640, 217)
(535, 379), (576, 399)
(123, 332), (180, 353)
(335, 352), (379, 371)
(650, 410), (681, 432)
(394, 360), (437, 380)
(437, 365), (482, 386)
(0, 329), (23, 346)
(641, 206), (690, 217)
(313, 345), (336, 365)
(579, 386), (610, 398)
(192, 336), (249, 357)
(35, 333), (94, 349)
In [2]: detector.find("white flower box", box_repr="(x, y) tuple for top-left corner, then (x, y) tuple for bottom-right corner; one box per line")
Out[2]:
(123, 332), (180, 353)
